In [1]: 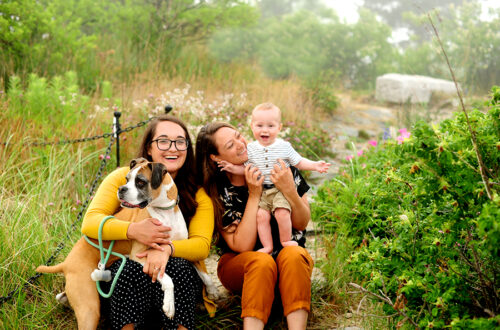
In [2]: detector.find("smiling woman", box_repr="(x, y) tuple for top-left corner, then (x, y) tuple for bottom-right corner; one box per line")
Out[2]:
(76, 114), (216, 330)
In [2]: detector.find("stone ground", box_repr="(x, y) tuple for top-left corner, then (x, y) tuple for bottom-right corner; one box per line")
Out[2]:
(204, 94), (459, 328)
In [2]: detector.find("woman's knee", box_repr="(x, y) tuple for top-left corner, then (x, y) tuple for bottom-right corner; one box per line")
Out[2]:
(276, 246), (313, 271)
(243, 252), (278, 278)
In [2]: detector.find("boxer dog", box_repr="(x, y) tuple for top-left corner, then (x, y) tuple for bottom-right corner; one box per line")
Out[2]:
(36, 158), (218, 330)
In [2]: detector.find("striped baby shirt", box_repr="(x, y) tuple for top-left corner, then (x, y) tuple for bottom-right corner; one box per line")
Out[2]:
(246, 139), (302, 185)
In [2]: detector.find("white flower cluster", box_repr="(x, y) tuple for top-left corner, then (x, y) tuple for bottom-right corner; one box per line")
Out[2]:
(91, 84), (249, 130)
(131, 84), (249, 124)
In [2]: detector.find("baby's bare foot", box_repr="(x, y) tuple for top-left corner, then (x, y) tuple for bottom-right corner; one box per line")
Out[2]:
(257, 246), (273, 254)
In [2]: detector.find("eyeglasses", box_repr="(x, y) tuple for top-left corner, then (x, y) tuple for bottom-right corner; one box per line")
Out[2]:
(151, 138), (189, 151)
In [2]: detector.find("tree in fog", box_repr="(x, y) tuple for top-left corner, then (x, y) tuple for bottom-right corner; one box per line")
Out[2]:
(362, 0), (466, 41)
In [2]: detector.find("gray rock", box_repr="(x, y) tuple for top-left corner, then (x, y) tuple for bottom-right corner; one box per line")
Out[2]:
(376, 73), (457, 104)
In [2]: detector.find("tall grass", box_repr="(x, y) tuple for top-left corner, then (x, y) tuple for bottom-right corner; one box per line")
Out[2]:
(0, 143), (114, 328)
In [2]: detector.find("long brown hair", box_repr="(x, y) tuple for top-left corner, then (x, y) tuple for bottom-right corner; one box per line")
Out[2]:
(137, 115), (198, 223)
(195, 122), (236, 239)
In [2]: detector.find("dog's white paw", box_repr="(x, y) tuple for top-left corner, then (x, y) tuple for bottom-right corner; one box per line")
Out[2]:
(206, 284), (219, 301)
(55, 292), (69, 306)
(160, 275), (175, 319)
(162, 295), (175, 319)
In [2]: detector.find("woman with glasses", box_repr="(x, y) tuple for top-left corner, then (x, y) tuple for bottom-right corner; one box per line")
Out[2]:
(81, 115), (215, 330)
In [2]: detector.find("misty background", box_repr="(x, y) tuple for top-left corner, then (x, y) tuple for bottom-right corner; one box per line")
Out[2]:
(1, 0), (499, 100)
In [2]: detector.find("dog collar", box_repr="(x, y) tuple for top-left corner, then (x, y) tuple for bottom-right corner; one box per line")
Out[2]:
(154, 195), (180, 210)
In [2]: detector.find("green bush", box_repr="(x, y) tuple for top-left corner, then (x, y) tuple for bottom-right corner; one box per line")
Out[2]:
(7, 72), (89, 130)
(313, 87), (500, 328)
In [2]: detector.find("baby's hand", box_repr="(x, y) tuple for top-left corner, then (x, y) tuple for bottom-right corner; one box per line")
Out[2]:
(218, 160), (245, 175)
(316, 160), (331, 173)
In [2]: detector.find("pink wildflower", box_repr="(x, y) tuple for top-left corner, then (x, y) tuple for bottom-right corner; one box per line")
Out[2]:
(368, 140), (378, 147)
(106, 155), (111, 160)
(98, 154), (104, 160)
(362, 163), (367, 169)
(48, 202), (54, 206)
(357, 150), (364, 156)
(397, 129), (411, 144)
(76, 199), (81, 205)
(345, 155), (354, 161)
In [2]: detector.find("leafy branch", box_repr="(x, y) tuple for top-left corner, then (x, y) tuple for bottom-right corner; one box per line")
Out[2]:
(349, 282), (420, 328)
(427, 12), (493, 200)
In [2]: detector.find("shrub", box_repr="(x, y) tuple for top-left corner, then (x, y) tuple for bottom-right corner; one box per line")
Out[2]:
(7, 72), (89, 128)
(313, 87), (500, 328)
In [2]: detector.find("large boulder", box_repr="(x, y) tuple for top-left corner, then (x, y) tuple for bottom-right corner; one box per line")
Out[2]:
(375, 73), (458, 104)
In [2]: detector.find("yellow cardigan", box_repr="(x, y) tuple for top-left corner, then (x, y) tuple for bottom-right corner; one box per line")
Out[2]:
(81, 166), (216, 315)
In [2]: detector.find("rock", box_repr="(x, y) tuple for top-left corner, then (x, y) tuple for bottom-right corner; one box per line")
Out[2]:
(375, 73), (458, 104)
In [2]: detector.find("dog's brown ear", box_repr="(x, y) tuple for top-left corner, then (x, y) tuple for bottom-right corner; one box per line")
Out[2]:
(129, 157), (148, 169)
(151, 163), (167, 189)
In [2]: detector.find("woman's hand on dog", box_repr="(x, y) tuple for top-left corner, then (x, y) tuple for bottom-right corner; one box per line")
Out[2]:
(136, 246), (172, 282)
(127, 218), (171, 251)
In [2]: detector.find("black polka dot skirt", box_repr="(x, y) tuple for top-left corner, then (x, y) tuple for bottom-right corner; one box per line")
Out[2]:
(100, 257), (203, 330)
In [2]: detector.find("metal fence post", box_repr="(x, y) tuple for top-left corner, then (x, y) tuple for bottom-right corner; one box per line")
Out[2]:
(113, 111), (121, 167)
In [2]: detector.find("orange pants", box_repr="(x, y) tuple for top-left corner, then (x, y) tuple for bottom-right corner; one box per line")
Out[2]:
(217, 246), (314, 324)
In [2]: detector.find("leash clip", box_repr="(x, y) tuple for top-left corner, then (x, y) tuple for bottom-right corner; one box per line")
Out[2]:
(91, 266), (112, 282)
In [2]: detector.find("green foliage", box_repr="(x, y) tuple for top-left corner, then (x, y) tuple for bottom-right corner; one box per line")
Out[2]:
(401, 3), (500, 93)
(313, 87), (500, 327)
(281, 121), (335, 161)
(209, 8), (395, 90)
(0, 0), (259, 90)
(303, 70), (339, 114)
(364, 0), (462, 37)
(6, 72), (89, 128)
(0, 0), (97, 86)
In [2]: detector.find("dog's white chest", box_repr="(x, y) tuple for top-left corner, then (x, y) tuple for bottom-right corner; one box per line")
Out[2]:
(148, 208), (188, 241)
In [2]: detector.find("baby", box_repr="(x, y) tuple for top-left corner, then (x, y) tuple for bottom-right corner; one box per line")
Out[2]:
(219, 103), (330, 253)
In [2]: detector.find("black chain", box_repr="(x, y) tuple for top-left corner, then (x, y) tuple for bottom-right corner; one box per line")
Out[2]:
(120, 117), (155, 133)
(0, 136), (115, 306)
(0, 132), (113, 147)
(1, 104), (172, 147)
(0, 118), (154, 147)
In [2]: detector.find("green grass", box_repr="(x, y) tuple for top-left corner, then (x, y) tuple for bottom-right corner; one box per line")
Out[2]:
(0, 140), (120, 328)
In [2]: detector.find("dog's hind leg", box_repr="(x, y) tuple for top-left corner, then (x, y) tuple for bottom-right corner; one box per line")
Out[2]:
(159, 274), (175, 319)
(193, 267), (219, 300)
(65, 273), (100, 330)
